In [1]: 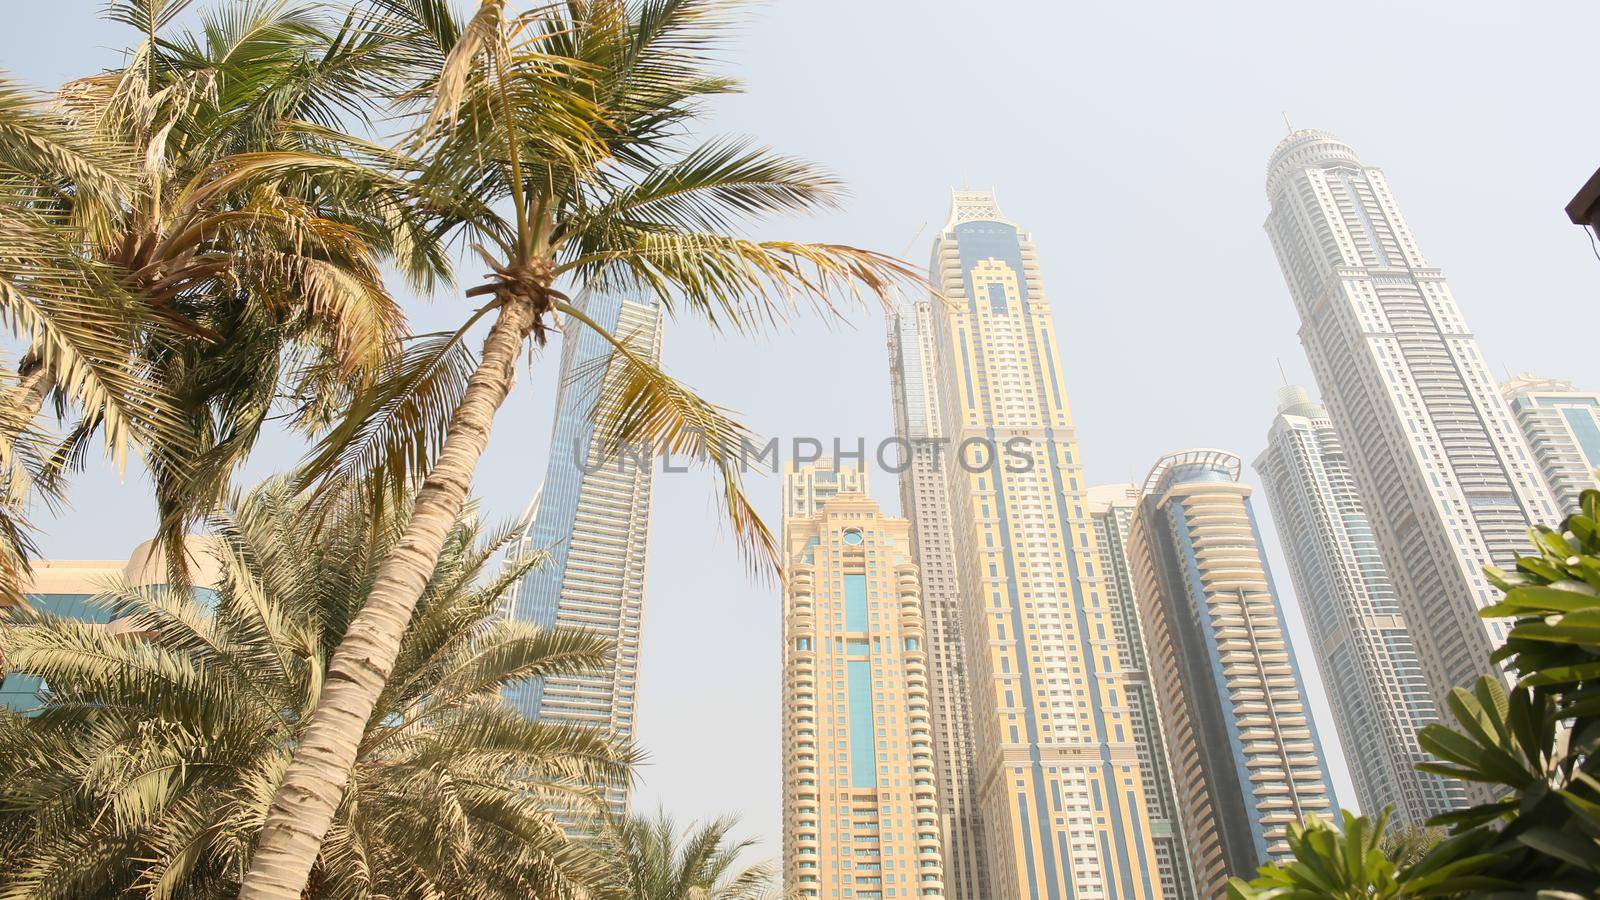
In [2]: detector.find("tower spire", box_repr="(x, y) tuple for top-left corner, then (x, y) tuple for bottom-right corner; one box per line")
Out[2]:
(1281, 111), (1294, 135)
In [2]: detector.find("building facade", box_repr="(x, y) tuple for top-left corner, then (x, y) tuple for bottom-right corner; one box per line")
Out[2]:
(1, 538), (222, 712)
(1264, 129), (1560, 711)
(1127, 450), (1336, 898)
(920, 191), (1166, 900)
(889, 297), (990, 899)
(1084, 484), (1197, 899)
(1254, 386), (1467, 827)
(780, 461), (947, 899)
(1501, 374), (1600, 515)
(499, 292), (663, 814)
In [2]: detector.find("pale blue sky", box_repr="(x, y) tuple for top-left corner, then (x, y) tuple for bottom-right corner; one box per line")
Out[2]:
(9, 0), (1600, 865)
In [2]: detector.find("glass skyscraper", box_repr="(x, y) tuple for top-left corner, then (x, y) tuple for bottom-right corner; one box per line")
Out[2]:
(1254, 386), (1467, 827)
(1264, 129), (1559, 713)
(1127, 450), (1336, 897)
(499, 291), (662, 815)
(899, 191), (1167, 899)
(780, 461), (947, 899)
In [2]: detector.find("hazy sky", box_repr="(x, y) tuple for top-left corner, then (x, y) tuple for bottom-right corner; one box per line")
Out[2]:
(9, 0), (1600, 867)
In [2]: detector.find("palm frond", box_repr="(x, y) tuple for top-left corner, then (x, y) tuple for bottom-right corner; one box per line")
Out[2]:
(563, 231), (921, 334)
(294, 320), (484, 524)
(558, 297), (777, 576)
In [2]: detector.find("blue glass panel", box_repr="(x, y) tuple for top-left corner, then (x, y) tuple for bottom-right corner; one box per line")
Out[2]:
(1562, 406), (1600, 468)
(953, 221), (1029, 313)
(845, 574), (867, 631)
(192, 587), (220, 615)
(847, 659), (877, 788)
(2, 593), (106, 713)
(986, 282), (1008, 314)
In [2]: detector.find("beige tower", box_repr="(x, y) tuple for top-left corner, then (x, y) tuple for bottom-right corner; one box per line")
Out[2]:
(1128, 450), (1337, 897)
(781, 461), (947, 899)
(922, 191), (1166, 899)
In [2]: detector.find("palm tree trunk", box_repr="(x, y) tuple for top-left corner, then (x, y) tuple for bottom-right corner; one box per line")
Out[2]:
(239, 293), (537, 900)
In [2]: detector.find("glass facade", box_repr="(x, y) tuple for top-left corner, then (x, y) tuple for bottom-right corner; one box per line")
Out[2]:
(496, 292), (662, 818)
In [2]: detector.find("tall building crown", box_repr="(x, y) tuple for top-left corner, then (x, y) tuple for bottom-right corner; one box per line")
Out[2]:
(1502, 373), (1581, 398)
(1266, 128), (1362, 198)
(945, 190), (1013, 229)
(1276, 384), (1327, 418)
(1141, 448), (1243, 498)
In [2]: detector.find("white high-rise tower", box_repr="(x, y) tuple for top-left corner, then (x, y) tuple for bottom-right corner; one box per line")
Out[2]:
(1254, 385), (1468, 827)
(1263, 130), (1559, 708)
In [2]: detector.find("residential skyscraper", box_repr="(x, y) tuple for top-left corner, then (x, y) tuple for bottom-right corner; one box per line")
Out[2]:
(1254, 386), (1468, 827)
(1127, 449), (1337, 897)
(1084, 484), (1197, 900)
(1501, 374), (1600, 515)
(499, 292), (663, 814)
(917, 190), (1166, 900)
(780, 461), (947, 900)
(889, 297), (989, 899)
(1264, 129), (1560, 710)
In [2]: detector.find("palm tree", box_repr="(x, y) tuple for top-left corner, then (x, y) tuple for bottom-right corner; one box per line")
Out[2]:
(243, 2), (917, 894)
(0, 75), (165, 604)
(605, 812), (781, 900)
(0, 478), (634, 898)
(3, 0), (450, 587)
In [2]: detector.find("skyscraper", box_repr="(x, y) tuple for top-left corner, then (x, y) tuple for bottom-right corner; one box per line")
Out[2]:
(1254, 386), (1467, 827)
(1501, 374), (1600, 515)
(499, 292), (663, 814)
(780, 461), (947, 900)
(889, 297), (989, 899)
(1264, 129), (1560, 710)
(1127, 449), (1337, 897)
(913, 190), (1165, 899)
(1084, 484), (1197, 900)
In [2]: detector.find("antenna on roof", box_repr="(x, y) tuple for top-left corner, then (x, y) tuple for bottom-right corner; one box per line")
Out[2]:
(1282, 111), (1294, 135)
(1276, 357), (1289, 386)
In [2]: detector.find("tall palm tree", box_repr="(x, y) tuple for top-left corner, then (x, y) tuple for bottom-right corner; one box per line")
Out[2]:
(243, 2), (917, 894)
(3, 0), (450, 587)
(605, 812), (781, 900)
(0, 478), (634, 898)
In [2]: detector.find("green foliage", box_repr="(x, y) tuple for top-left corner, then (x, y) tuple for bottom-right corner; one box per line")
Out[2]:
(1231, 490), (1600, 898)
(0, 479), (635, 898)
